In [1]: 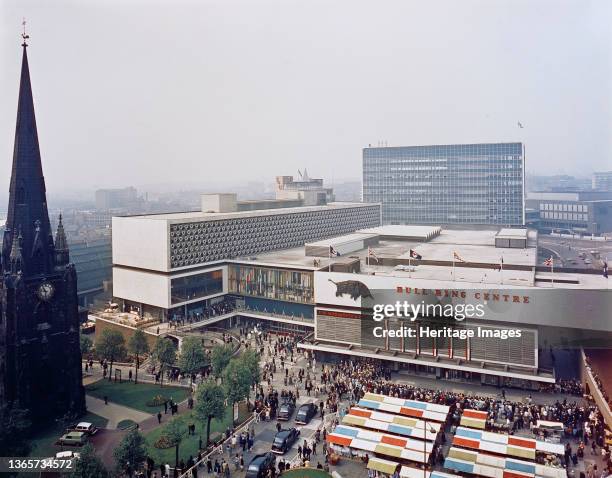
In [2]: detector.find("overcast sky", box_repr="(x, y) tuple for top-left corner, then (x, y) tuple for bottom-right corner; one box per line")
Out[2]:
(0, 0), (611, 199)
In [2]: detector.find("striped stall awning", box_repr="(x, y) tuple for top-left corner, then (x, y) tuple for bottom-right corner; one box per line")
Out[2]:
(358, 393), (449, 422)
(443, 447), (566, 478)
(459, 409), (488, 430)
(400, 467), (462, 478)
(343, 409), (438, 441)
(349, 407), (443, 433)
(367, 457), (400, 475)
(453, 427), (564, 459)
(327, 425), (432, 464)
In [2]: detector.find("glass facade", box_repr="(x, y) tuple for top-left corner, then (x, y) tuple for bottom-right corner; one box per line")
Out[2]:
(170, 269), (223, 304)
(228, 264), (314, 304)
(363, 143), (524, 225)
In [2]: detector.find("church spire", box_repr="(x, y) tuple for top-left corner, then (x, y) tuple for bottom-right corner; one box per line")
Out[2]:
(54, 214), (69, 266)
(2, 29), (54, 276)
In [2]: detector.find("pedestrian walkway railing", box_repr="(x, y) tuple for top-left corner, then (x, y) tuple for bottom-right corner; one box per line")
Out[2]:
(178, 407), (266, 478)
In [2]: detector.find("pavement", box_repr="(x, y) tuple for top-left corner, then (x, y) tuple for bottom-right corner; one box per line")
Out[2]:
(86, 395), (151, 429)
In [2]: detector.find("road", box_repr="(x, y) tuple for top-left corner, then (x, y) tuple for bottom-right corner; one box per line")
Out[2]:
(538, 235), (611, 270)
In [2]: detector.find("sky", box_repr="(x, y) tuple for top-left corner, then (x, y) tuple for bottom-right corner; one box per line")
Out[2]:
(0, 0), (611, 201)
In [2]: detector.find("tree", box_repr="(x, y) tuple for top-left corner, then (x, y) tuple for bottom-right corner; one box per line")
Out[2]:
(178, 336), (208, 385)
(95, 329), (127, 381)
(210, 344), (233, 379)
(0, 405), (31, 457)
(151, 337), (177, 387)
(113, 429), (148, 476)
(240, 349), (261, 391)
(80, 334), (93, 356)
(194, 381), (226, 448)
(70, 443), (109, 478)
(160, 418), (186, 473)
(223, 358), (251, 422)
(128, 329), (150, 385)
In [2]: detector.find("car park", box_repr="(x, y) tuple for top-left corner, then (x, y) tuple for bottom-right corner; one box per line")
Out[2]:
(271, 428), (300, 454)
(245, 453), (276, 478)
(58, 432), (87, 446)
(295, 402), (317, 425)
(277, 401), (295, 421)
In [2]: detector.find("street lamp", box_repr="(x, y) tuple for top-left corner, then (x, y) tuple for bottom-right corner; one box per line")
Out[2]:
(423, 418), (437, 478)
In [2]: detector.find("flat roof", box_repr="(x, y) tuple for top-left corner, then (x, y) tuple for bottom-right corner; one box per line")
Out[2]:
(496, 228), (528, 239)
(117, 202), (378, 223)
(357, 225), (441, 240)
(306, 232), (378, 247)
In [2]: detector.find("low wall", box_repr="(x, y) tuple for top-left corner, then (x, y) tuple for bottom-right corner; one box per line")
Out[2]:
(94, 316), (159, 351)
(580, 348), (612, 429)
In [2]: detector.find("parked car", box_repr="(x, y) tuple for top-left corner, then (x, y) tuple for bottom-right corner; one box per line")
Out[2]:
(58, 432), (87, 446)
(272, 428), (300, 454)
(56, 451), (81, 460)
(295, 403), (317, 425)
(277, 401), (295, 421)
(71, 422), (98, 435)
(245, 453), (276, 478)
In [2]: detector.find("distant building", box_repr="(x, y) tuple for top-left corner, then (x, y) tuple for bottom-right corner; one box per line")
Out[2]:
(526, 190), (612, 235)
(275, 170), (335, 206)
(363, 143), (524, 226)
(593, 172), (612, 192)
(95, 186), (139, 210)
(69, 237), (112, 306)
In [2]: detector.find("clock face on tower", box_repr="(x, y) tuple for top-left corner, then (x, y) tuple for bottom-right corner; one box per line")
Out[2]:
(37, 282), (55, 302)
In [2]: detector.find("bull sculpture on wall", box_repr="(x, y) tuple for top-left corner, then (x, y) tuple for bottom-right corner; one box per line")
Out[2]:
(328, 279), (374, 301)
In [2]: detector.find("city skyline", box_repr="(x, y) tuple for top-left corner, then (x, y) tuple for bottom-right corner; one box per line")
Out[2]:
(1, 0), (610, 198)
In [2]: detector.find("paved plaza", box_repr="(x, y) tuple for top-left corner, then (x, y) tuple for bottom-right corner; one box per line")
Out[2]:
(79, 328), (609, 478)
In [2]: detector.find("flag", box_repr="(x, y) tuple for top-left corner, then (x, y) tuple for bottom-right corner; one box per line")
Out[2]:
(603, 260), (608, 279)
(543, 256), (553, 267)
(410, 249), (422, 260)
(453, 251), (465, 263)
(368, 247), (379, 260)
(329, 245), (340, 257)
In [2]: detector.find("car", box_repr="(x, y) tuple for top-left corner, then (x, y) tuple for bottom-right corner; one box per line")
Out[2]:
(271, 428), (300, 454)
(295, 403), (317, 425)
(56, 450), (81, 460)
(584, 259), (592, 264)
(245, 453), (276, 478)
(58, 432), (87, 446)
(71, 422), (98, 435)
(277, 401), (295, 421)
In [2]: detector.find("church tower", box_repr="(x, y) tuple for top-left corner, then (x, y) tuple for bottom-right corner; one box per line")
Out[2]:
(0, 32), (85, 420)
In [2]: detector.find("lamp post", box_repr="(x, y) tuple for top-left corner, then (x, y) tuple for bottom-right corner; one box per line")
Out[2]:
(423, 418), (437, 478)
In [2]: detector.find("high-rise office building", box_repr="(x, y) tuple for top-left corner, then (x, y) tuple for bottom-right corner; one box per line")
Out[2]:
(593, 171), (612, 192)
(363, 143), (524, 226)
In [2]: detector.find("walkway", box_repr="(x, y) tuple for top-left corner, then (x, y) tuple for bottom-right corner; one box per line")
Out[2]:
(86, 395), (152, 429)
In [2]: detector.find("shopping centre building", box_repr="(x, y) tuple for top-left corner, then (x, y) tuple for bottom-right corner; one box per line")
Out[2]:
(108, 195), (611, 390)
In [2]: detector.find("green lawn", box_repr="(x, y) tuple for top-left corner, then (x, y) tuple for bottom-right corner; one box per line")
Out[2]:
(28, 412), (108, 459)
(145, 403), (249, 465)
(85, 379), (191, 413)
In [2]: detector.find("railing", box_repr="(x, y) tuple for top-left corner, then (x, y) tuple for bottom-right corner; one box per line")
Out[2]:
(178, 407), (265, 478)
(174, 306), (314, 332)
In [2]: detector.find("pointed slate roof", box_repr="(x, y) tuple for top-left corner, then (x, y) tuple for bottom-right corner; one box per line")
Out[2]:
(3, 43), (54, 275)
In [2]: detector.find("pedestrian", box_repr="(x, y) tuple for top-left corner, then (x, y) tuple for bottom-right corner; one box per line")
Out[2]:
(157, 411), (162, 424)
(104, 395), (108, 405)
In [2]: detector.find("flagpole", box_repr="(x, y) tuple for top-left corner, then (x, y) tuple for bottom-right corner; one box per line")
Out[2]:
(551, 259), (554, 288)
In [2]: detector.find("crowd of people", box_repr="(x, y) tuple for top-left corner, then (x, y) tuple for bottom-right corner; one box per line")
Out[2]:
(136, 325), (612, 478)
